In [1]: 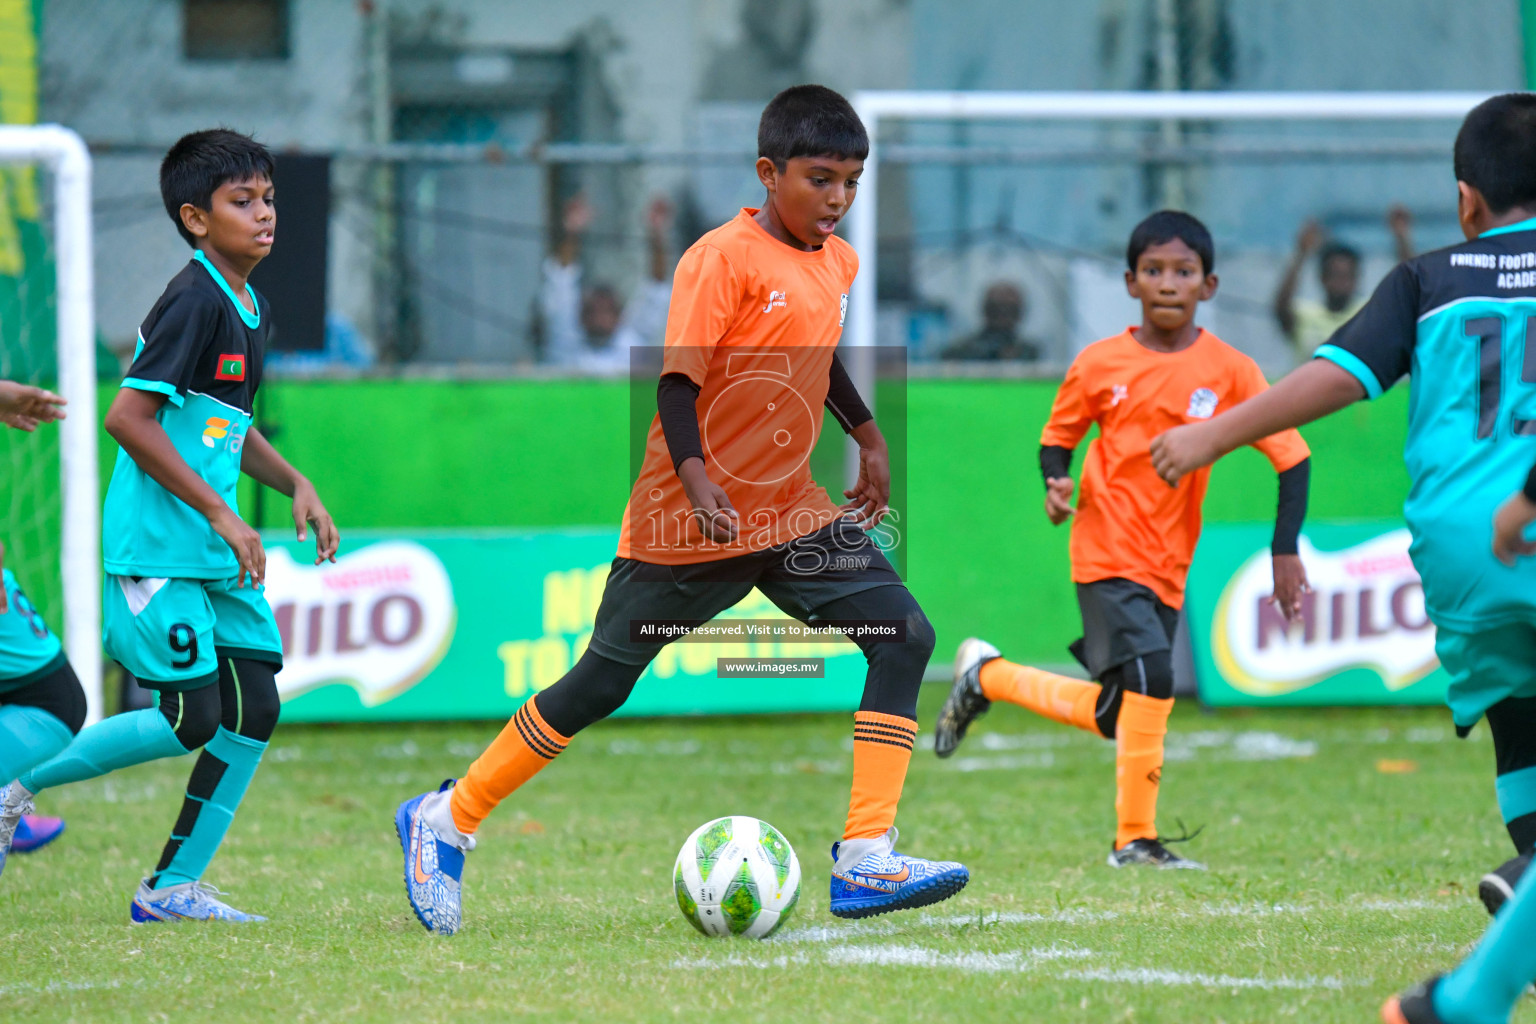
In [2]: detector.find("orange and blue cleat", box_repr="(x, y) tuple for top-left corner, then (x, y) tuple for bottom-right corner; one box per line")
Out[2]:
(396, 780), (473, 936)
(828, 827), (969, 919)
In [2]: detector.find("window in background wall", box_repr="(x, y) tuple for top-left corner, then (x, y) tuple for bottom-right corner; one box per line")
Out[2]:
(183, 0), (290, 61)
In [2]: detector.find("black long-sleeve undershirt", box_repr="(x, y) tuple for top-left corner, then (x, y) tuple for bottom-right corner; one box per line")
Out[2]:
(1037, 445), (1310, 555)
(657, 354), (874, 472)
(1272, 457), (1310, 556)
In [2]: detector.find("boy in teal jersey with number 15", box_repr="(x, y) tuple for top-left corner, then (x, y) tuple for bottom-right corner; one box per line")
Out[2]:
(1149, 93), (1536, 1024)
(0, 129), (339, 923)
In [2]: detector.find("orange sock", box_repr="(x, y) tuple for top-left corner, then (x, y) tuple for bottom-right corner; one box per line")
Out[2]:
(844, 711), (917, 840)
(450, 697), (571, 835)
(1114, 691), (1172, 849)
(978, 658), (1102, 735)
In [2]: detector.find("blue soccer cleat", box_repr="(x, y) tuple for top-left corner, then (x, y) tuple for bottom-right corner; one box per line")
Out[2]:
(12, 815), (66, 854)
(129, 879), (266, 923)
(828, 827), (969, 919)
(396, 779), (474, 936)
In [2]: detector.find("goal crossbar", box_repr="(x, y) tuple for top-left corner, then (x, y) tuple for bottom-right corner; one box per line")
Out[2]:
(844, 90), (1493, 353)
(0, 124), (100, 723)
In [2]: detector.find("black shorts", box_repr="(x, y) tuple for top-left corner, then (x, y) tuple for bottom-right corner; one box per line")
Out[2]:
(1072, 578), (1179, 681)
(587, 517), (905, 666)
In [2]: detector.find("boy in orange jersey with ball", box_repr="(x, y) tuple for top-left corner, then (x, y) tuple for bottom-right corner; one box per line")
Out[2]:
(935, 211), (1312, 869)
(397, 85), (968, 936)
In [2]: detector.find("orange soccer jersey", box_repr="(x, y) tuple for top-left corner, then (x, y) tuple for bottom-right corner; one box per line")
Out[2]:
(617, 208), (857, 564)
(1041, 328), (1310, 608)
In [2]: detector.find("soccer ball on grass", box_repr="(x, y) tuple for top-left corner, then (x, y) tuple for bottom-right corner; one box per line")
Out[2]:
(673, 815), (801, 938)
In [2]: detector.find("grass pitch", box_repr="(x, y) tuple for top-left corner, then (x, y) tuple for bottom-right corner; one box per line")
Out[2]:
(2, 688), (1526, 1024)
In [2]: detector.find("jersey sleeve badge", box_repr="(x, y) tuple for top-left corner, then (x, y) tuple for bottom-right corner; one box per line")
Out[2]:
(1187, 387), (1218, 419)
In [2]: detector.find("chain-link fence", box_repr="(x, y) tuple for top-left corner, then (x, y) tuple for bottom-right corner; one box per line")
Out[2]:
(30, 0), (1521, 380)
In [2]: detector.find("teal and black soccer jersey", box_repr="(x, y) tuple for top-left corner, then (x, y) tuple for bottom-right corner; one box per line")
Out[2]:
(104, 249), (269, 579)
(1315, 216), (1536, 631)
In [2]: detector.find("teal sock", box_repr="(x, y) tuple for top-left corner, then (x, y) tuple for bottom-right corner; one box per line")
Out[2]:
(1496, 765), (1536, 839)
(0, 706), (74, 787)
(151, 727), (266, 888)
(1436, 855), (1536, 1024)
(18, 708), (189, 793)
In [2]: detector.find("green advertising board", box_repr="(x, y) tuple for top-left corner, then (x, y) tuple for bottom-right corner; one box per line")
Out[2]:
(263, 529), (869, 722)
(1186, 520), (1447, 707)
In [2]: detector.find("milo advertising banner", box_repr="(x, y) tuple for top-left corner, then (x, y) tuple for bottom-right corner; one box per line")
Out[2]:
(1186, 521), (1448, 706)
(260, 529), (868, 722)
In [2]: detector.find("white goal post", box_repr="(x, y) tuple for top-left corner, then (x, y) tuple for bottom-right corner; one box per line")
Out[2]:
(0, 124), (100, 723)
(843, 90), (1492, 372)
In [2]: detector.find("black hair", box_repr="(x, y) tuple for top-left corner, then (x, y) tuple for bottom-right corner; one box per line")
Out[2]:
(1454, 93), (1536, 214)
(160, 129), (275, 247)
(1319, 241), (1360, 269)
(1126, 210), (1215, 274)
(758, 85), (869, 171)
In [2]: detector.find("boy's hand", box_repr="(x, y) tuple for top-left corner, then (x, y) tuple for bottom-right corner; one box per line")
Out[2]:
(1150, 423), (1221, 486)
(841, 441), (891, 527)
(292, 480), (340, 565)
(1044, 477), (1076, 525)
(1295, 219), (1325, 256)
(0, 381), (66, 432)
(677, 458), (739, 543)
(1269, 554), (1310, 622)
(212, 508), (266, 588)
(1493, 492), (1536, 566)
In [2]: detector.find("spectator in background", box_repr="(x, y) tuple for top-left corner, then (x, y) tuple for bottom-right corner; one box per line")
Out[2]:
(541, 195), (673, 374)
(1274, 206), (1415, 357)
(941, 281), (1043, 361)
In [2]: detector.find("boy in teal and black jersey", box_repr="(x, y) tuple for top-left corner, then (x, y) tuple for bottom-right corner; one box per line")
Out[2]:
(1147, 93), (1536, 1024)
(0, 129), (339, 923)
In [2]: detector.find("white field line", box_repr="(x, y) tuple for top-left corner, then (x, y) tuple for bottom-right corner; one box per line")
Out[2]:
(771, 897), (1455, 945)
(673, 944), (1347, 990)
(672, 943), (1094, 973)
(1064, 967), (1345, 991)
(0, 979), (130, 996)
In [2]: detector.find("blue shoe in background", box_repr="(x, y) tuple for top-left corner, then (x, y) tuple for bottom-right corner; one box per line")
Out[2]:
(828, 827), (969, 919)
(11, 815), (66, 854)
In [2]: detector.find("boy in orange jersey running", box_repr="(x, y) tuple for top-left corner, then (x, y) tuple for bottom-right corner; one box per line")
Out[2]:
(396, 85), (968, 935)
(934, 211), (1312, 869)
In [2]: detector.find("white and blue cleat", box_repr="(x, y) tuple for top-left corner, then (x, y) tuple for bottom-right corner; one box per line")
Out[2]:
(396, 779), (474, 936)
(828, 827), (969, 919)
(129, 879), (266, 923)
(0, 782), (36, 880)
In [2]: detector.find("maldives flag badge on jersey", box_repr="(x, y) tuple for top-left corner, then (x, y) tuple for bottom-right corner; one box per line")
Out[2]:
(214, 353), (246, 381)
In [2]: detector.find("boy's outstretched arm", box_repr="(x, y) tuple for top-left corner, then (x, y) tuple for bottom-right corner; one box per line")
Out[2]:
(1150, 359), (1364, 486)
(241, 426), (339, 564)
(105, 387), (266, 586)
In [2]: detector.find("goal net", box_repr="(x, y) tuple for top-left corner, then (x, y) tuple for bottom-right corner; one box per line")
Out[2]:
(0, 125), (99, 721)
